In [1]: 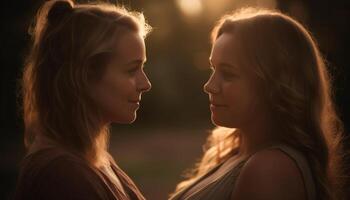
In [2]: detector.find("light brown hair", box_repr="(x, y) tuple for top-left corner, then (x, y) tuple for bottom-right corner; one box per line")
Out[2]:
(21, 0), (151, 167)
(174, 8), (345, 200)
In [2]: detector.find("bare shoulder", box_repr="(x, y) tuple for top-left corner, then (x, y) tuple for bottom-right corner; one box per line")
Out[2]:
(231, 149), (307, 200)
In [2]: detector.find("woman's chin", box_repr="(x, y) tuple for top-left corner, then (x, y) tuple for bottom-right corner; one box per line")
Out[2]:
(211, 116), (238, 128)
(110, 113), (137, 124)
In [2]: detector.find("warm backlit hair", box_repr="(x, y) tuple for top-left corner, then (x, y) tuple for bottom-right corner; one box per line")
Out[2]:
(21, 0), (151, 167)
(174, 8), (345, 200)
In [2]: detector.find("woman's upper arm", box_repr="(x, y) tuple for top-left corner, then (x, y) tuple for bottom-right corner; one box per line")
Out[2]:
(231, 149), (307, 200)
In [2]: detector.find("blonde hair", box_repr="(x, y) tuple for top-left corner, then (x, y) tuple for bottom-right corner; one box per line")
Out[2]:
(21, 0), (151, 167)
(174, 8), (345, 200)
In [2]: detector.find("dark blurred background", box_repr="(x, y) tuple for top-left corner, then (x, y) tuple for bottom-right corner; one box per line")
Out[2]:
(1, 0), (349, 199)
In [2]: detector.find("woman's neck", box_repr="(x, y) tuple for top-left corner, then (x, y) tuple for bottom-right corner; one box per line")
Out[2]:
(237, 117), (278, 156)
(238, 134), (278, 157)
(27, 134), (57, 155)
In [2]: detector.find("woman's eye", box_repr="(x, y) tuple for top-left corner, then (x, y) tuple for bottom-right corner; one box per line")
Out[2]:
(221, 71), (238, 80)
(127, 67), (139, 75)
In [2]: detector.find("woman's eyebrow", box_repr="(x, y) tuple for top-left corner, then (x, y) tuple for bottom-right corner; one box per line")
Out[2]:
(125, 59), (147, 66)
(210, 57), (237, 67)
(220, 63), (238, 71)
(211, 61), (238, 71)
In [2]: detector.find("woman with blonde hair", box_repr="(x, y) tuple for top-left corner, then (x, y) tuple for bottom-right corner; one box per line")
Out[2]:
(170, 8), (345, 200)
(15, 0), (151, 199)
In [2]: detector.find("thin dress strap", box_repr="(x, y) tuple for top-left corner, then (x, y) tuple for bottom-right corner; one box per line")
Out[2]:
(268, 144), (316, 200)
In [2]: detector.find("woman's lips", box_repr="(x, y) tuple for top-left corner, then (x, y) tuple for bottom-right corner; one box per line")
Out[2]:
(210, 102), (227, 107)
(128, 100), (140, 108)
(210, 102), (228, 111)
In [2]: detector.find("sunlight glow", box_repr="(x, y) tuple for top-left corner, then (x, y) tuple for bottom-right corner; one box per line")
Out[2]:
(257, 0), (277, 9)
(176, 0), (203, 17)
(205, 0), (232, 16)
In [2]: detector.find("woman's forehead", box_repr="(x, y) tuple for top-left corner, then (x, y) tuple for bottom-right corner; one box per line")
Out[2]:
(210, 33), (241, 67)
(111, 32), (146, 64)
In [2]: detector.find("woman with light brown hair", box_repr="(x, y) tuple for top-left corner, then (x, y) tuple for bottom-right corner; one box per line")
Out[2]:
(15, 0), (151, 199)
(170, 8), (345, 200)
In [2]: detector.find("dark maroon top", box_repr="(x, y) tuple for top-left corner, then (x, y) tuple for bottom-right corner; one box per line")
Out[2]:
(14, 147), (145, 200)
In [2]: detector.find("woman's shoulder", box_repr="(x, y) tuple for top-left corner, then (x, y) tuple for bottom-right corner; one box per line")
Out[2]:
(15, 147), (105, 200)
(19, 147), (88, 174)
(231, 147), (307, 200)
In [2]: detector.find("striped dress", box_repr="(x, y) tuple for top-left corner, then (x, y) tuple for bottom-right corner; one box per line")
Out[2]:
(170, 144), (316, 200)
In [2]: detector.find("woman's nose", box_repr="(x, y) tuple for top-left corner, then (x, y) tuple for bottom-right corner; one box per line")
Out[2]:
(204, 74), (219, 94)
(137, 71), (152, 92)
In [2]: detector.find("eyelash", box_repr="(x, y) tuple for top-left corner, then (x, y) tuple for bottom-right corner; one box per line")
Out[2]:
(210, 66), (237, 80)
(128, 66), (140, 75)
(221, 71), (237, 80)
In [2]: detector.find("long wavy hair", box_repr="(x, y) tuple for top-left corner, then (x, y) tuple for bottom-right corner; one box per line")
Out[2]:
(21, 0), (151, 167)
(174, 8), (345, 200)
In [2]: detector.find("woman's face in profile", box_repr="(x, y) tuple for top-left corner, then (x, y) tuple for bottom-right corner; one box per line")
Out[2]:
(91, 31), (151, 124)
(204, 33), (261, 128)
